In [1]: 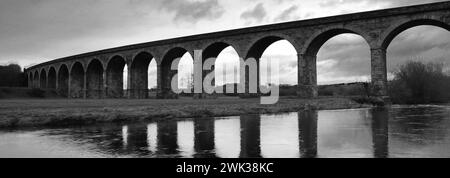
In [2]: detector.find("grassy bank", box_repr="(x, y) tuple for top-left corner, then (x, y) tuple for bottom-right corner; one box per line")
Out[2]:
(0, 97), (370, 128)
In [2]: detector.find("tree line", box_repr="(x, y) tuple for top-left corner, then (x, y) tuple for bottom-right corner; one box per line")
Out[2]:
(0, 64), (27, 87)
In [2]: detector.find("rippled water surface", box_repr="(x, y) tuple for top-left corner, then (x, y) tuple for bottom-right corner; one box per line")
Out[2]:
(1, 105), (450, 158)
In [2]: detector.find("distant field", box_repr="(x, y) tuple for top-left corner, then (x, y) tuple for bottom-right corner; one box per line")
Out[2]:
(0, 97), (369, 128)
(0, 87), (62, 99)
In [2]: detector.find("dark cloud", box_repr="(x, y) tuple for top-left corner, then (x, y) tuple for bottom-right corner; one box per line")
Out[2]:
(318, 35), (371, 78)
(158, 0), (225, 23)
(0, 0), (157, 67)
(387, 26), (450, 72)
(274, 5), (300, 22)
(319, 0), (361, 8)
(240, 3), (267, 24)
(0, 0), (226, 67)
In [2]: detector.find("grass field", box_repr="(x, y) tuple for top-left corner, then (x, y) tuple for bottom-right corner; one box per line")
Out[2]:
(0, 97), (370, 128)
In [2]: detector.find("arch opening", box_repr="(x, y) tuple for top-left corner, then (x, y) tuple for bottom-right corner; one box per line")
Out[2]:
(33, 71), (39, 88)
(178, 53), (194, 96)
(40, 69), (47, 89)
(58, 64), (69, 97)
(316, 34), (371, 96)
(29, 72), (33, 88)
(48, 67), (57, 89)
(106, 56), (126, 98)
(160, 47), (191, 99)
(302, 29), (370, 98)
(200, 42), (238, 98)
(86, 59), (104, 99)
(260, 40), (298, 96)
(70, 62), (85, 98)
(130, 52), (155, 99)
(246, 36), (298, 97)
(147, 60), (158, 98)
(215, 46), (240, 96)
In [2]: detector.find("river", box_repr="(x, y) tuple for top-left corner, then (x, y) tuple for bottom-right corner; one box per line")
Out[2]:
(1, 105), (449, 158)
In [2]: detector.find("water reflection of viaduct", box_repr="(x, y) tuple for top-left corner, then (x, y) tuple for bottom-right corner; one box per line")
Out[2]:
(25, 2), (450, 99)
(63, 109), (389, 158)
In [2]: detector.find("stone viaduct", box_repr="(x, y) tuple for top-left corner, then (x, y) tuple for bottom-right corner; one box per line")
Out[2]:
(25, 2), (450, 99)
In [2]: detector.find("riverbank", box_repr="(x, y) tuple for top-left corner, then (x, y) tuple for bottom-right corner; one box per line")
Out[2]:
(0, 97), (371, 128)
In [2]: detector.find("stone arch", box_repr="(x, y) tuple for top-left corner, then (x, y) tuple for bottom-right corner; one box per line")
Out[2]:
(47, 66), (57, 89)
(29, 72), (34, 88)
(86, 59), (104, 99)
(58, 64), (69, 97)
(203, 41), (240, 61)
(33, 70), (39, 88)
(131, 50), (152, 63)
(367, 18), (450, 97)
(202, 39), (242, 56)
(160, 47), (191, 99)
(70, 60), (86, 73)
(129, 51), (155, 99)
(40, 68), (47, 89)
(243, 35), (299, 95)
(200, 42), (241, 95)
(108, 54), (127, 64)
(106, 55), (127, 98)
(302, 28), (370, 56)
(381, 18), (450, 49)
(246, 35), (299, 59)
(299, 28), (370, 98)
(70, 62), (85, 98)
(162, 46), (194, 62)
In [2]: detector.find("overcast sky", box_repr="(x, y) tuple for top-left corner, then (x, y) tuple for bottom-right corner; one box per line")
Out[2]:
(0, 0), (449, 87)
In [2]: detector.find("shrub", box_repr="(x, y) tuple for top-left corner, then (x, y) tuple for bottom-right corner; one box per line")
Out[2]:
(0, 64), (27, 87)
(351, 96), (385, 106)
(279, 85), (297, 96)
(389, 61), (450, 104)
(318, 82), (370, 97)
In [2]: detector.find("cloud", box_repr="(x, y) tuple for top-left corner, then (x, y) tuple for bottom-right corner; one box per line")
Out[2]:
(158, 0), (225, 23)
(275, 0), (295, 3)
(319, 0), (446, 8)
(319, 0), (363, 8)
(0, 0), (225, 67)
(274, 5), (300, 22)
(0, 0), (162, 67)
(240, 3), (267, 24)
(387, 26), (450, 72)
